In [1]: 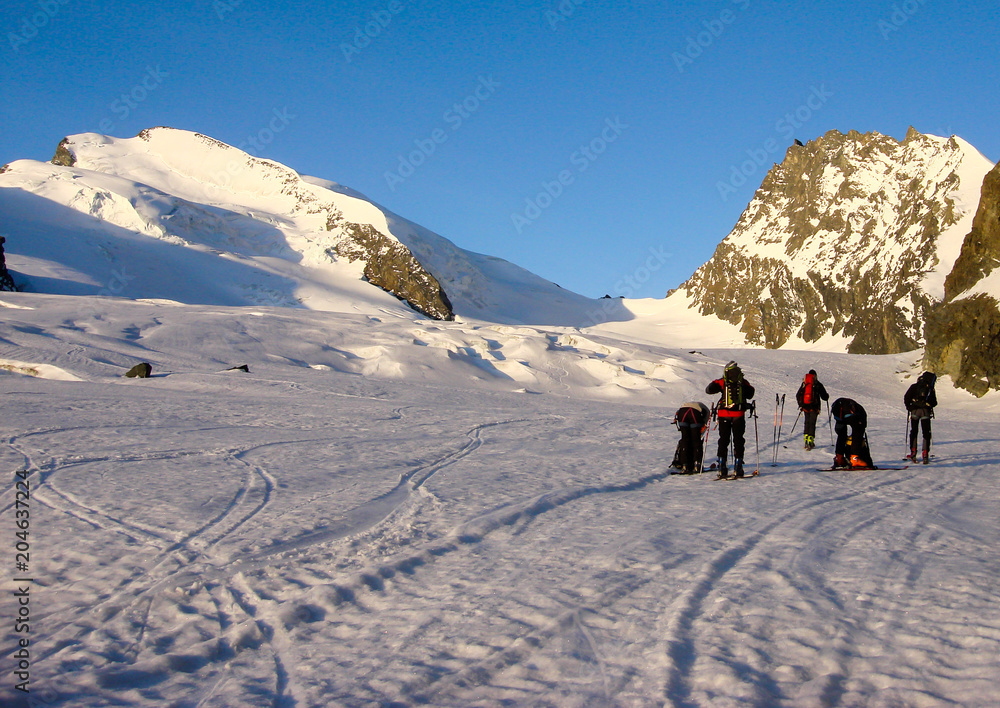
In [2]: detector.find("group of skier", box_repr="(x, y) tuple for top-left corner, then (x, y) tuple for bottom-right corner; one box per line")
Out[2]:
(670, 362), (938, 478)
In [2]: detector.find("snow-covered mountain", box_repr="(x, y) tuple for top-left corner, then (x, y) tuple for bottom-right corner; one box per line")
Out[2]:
(0, 127), (601, 326)
(667, 128), (995, 354)
(3, 125), (997, 395)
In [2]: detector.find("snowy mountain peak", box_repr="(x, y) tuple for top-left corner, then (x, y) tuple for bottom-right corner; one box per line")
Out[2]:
(670, 127), (994, 353)
(1, 127), (603, 325)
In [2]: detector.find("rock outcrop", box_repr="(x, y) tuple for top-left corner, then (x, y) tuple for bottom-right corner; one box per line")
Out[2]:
(326, 216), (453, 321)
(0, 236), (16, 291)
(671, 128), (992, 353)
(52, 138), (77, 167)
(924, 161), (1000, 396)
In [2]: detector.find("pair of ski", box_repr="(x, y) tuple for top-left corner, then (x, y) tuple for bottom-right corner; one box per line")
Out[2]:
(817, 464), (909, 471)
(817, 454), (934, 472)
(714, 470), (759, 481)
(669, 469), (760, 479)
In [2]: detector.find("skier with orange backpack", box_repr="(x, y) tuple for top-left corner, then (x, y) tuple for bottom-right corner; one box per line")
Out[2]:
(795, 369), (829, 451)
(830, 397), (874, 469)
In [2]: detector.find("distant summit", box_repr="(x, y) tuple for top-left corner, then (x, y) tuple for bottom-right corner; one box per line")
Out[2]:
(668, 128), (994, 354)
(0, 127), (602, 326)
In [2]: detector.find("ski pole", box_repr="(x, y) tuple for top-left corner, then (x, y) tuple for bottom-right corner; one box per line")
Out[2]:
(826, 399), (833, 446)
(772, 393), (779, 457)
(752, 400), (760, 475)
(699, 406), (713, 473)
(771, 394), (785, 467)
(701, 404), (716, 472)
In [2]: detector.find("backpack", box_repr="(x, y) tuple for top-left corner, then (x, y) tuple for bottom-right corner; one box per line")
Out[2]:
(802, 373), (815, 406)
(722, 363), (744, 410)
(919, 373), (936, 403)
(906, 373), (936, 410)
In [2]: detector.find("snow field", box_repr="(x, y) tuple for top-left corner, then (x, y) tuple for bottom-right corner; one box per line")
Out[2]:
(2, 294), (1000, 706)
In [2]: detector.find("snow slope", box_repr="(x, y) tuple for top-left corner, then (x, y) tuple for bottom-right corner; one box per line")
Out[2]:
(2, 291), (999, 707)
(0, 128), (604, 326)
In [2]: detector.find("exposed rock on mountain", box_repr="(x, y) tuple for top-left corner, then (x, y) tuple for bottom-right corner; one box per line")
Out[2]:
(52, 138), (77, 167)
(0, 235), (16, 291)
(670, 128), (993, 354)
(327, 217), (453, 321)
(924, 161), (1000, 395)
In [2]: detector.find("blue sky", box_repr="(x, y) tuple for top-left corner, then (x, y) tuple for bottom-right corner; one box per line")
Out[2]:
(2, 0), (997, 298)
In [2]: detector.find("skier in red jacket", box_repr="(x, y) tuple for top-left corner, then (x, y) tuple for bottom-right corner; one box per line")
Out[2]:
(705, 361), (755, 478)
(795, 369), (829, 451)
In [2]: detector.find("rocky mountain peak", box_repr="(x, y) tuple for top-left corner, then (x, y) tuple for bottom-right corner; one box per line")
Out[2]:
(672, 128), (992, 353)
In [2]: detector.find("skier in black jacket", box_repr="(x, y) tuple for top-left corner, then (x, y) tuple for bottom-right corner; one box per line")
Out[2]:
(671, 401), (710, 474)
(904, 371), (938, 463)
(830, 397), (873, 468)
(795, 369), (829, 451)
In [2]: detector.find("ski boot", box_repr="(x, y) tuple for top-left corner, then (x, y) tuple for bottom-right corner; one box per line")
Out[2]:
(833, 453), (846, 469)
(715, 457), (728, 479)
(804, 434), (815, 451)
(922, 448), (929, 464)
(850, 455), (867, 469)
(907, 446), (917, 462)
(734, 459), (745, 478)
